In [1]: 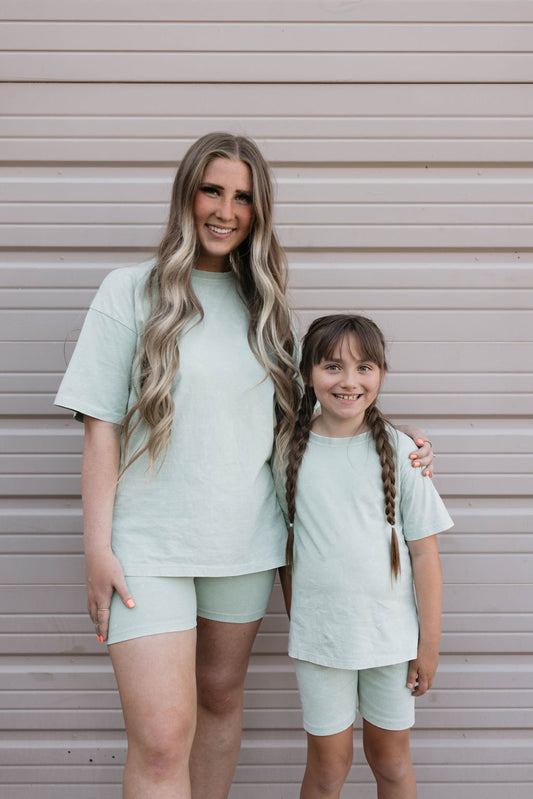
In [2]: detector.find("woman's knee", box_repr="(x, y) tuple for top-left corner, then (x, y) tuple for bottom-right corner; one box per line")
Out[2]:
(196, 663), (245, 715)
(195, 617), (259, 715)
(128, 714), (196, 776)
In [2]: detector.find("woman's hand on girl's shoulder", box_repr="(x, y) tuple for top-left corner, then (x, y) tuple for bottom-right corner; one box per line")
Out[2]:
(85, 547), (135, 643)
(396, 425), (434, 477)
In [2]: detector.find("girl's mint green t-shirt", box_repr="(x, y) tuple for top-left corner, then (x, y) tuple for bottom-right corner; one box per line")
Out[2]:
(55, 263), (288, 577)
(282, 430), (453, 671)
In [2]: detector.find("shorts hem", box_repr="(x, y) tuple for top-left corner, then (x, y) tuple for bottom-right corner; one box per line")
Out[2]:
(106, 621), (196, 646)
(303, 714), (356, 737)
(197, 608), (265, 624)
(360, 709), (415, 732)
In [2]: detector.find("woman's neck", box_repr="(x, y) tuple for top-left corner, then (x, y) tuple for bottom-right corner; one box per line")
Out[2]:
(195, 254), (231, 273)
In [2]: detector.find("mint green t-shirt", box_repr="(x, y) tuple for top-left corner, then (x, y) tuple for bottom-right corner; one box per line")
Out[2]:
(55, 263), (288, 577)
(282, 429), (453, 670)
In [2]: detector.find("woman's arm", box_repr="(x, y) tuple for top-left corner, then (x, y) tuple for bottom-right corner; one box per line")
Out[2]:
(396, 424), (434, 477)
(82, 416), (135, 642)
(406, 534), (442, 696)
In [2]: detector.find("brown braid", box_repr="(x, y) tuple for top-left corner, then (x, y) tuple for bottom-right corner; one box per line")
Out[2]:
(365, 403), (401, 580)
(284, 386), (316, 572)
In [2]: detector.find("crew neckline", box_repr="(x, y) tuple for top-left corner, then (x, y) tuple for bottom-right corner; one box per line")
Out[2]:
(192, 268), (235, 281)
(309, 429), (373, 447)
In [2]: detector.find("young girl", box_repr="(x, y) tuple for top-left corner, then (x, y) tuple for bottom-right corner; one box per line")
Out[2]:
(281, 314), (453, 799)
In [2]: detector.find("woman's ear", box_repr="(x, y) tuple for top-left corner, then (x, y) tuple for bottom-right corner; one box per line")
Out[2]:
(379, 369), (387, 388)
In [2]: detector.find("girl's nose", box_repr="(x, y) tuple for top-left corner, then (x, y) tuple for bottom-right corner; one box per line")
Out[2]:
(341, 372), (359, 390)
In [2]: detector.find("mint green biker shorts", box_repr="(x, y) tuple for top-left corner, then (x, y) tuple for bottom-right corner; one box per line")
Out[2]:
(106, 569), (277, 645)
(293, 658), (415, 735)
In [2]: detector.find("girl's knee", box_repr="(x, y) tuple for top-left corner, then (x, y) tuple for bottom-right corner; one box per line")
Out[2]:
(305, 731), (353, 794)
(363, 726), (412, 784)
(308, 756), (352, 794)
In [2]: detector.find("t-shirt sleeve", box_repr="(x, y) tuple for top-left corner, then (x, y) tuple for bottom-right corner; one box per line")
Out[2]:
(54, 270), (139, 424)
(397, 434), (453, 541)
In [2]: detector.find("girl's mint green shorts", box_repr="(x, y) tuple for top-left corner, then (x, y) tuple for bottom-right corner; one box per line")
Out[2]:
(106, 569), (277, 645)
(293, 658), (415, 735)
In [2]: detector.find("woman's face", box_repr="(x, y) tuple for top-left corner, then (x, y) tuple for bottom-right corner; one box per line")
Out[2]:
(193, 157), (255, 272)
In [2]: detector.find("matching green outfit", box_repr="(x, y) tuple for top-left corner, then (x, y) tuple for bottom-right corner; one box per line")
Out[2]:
(55, 263), (287, 578)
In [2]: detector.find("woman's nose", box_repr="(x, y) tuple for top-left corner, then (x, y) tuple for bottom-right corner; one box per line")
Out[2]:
(216, 197), (233, 220)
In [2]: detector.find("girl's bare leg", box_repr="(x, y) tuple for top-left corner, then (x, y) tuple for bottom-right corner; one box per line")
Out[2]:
(190, 616), (262, 799)
(300, 726), (353, 798)
(362, 719), (416, 799)
(109, 629), (197, 799)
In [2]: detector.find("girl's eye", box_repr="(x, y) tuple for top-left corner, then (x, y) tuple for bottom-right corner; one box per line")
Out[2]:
(200, 185), (219, 196)
(325, 364), (340, 371)
(236, 192), (252, 205)
(359, 364), (373, 373)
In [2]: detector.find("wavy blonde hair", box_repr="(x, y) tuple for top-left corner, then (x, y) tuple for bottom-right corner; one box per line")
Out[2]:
(285, 315), (400, 580)
(122, 132), (301, 473)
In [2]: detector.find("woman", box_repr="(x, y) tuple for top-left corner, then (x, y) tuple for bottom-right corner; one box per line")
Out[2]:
(55, 132), (433, 798)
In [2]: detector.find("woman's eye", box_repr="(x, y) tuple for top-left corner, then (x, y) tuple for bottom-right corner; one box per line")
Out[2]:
(325, 364), (340, 371)
(236, 192), (252, 204)
(200, 185), (219, 196)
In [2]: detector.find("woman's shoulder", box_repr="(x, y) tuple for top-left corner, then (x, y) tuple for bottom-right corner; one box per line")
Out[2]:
(95, 260), (153, 298)
(90, 261), (155, 327)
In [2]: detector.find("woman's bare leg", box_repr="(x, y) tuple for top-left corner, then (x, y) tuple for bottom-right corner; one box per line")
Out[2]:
(109, 629), (197, 799)
(190, 616), (262, 799)
(300, 726), (353, 798)
(362, 719), (416, 799)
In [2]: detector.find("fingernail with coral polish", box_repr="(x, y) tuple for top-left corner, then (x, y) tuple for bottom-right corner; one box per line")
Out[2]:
(126, 599), (135, 609)
(409, 453), (416, 460)
(413, 461), (421, 468)
(97, 635), (103, 643)
(417, 439), (424, 446)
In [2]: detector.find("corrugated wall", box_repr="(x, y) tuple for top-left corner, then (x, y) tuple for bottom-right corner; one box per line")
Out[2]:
(1, 1), (532, 797)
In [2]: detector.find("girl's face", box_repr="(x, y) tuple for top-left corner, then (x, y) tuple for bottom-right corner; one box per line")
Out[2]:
(309, 333), (384, 437)
(193, 157), (254, 272)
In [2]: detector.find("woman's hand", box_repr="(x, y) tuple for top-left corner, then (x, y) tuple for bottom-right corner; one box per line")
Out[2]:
(82, 417), (135, 643)
(396, 424), (434, 477)
(85, 546), (134, 642)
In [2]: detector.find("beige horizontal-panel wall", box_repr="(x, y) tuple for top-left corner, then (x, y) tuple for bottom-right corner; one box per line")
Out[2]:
(1, 2), (532, 797)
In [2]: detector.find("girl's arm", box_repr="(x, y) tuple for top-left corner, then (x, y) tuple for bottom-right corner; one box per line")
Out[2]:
(82, 416), (135, 642)
(396, 425), (434, 476)
(406, 534), (442, 696)
(278, 566), (292, 618)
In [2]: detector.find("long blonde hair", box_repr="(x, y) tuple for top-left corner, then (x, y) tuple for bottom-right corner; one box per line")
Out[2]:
(285, 314), (400, 580)
(122, 132), (300, 472)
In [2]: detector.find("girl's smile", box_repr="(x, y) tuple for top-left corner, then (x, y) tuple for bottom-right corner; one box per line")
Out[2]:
(309, 333), (384, 437)
(193, 157), (254, 272)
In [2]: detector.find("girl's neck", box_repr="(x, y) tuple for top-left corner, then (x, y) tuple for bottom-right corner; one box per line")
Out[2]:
(311, 414), (369, 439)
